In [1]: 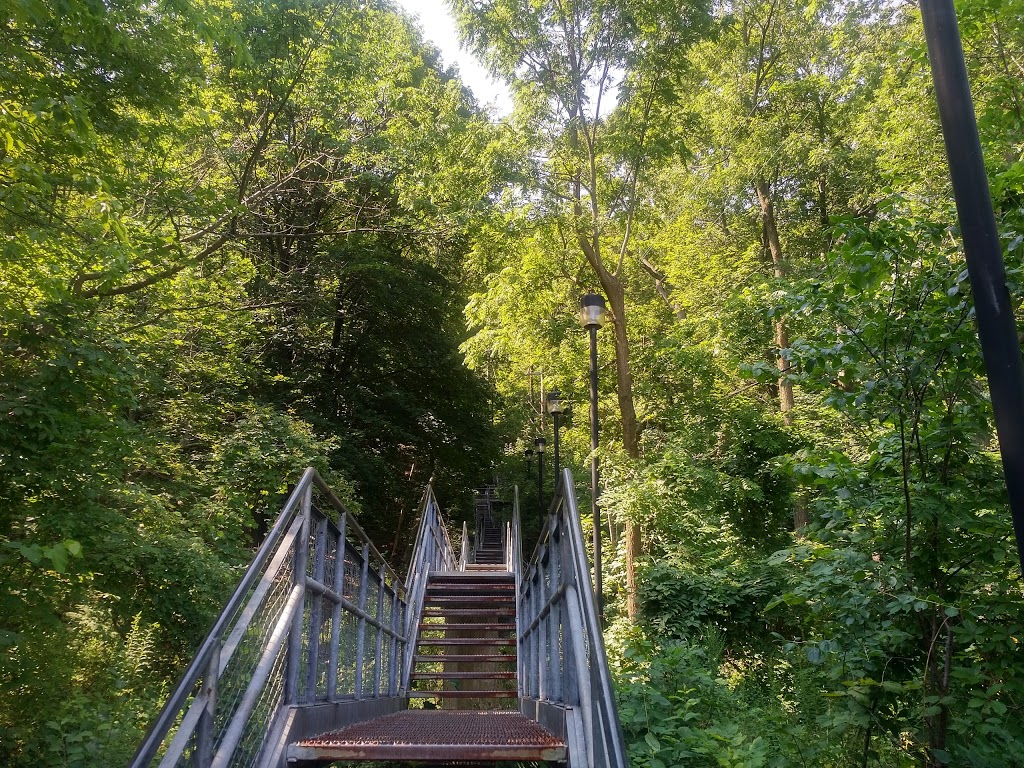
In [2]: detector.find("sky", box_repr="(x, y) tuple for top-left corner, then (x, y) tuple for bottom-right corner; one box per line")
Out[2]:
(394, 0), (514, 116)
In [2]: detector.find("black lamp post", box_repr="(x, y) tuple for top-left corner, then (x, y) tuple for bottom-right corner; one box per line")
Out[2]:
(920, 0), (1024, 574)
(534, 436), (546, 515)
(524, 447), (534, 474)
(580, 293), (606, 617)
(546, 390), (565, 488)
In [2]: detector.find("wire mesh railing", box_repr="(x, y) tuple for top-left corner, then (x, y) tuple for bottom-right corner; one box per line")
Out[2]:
(401, 483), (456, 688)
(129, 468), (409, 768)
(517, 469), (628, 768)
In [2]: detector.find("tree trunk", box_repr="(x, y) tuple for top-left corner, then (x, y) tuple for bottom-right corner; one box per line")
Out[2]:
(603, 277), (642, 620)
(755, 178), (794, 427)
(574, 191), (643, 619)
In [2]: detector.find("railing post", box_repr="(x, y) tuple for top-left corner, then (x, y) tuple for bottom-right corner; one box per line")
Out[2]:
(529, 552), (543, 700)
(374, 564), (386, 697)
(460, 520), (468, 571)
(547, 522), (562, 704)
(565, 582), (594, 767)
(194, 645), (219, 767)
(284, 483), (312, 704)
(538, 541), (551, 701)
(388, 581), (401, 696)
(354, 542), (370, 699)
(304, 514), (329, 702)
(561, 513), (579, 711)
(327, 514), (347, 701)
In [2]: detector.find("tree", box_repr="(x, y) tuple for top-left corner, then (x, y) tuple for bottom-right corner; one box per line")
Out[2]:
(453, 0), (711, 617)
(1, 0), (508, 762)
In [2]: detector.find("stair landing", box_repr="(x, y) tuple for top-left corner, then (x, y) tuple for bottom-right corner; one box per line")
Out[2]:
(288, 710), (566, 762)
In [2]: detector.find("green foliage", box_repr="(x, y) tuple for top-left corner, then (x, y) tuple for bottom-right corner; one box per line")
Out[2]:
(5, 0), (1024, 765)
(640, 557), (787, 647)
(1, 0), (506, 763)
(597, 3), (1024, 766)
(610, 623), (798, 768)
(0, 604), (167, 767)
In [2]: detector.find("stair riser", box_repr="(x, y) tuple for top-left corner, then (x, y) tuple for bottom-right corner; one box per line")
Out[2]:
(418, 624), (515, 631)
(423, 598), (516, 606)
(408, 691), (517, 698)
(415, 655), (516, 663)
(410, 672), (516, 680)
(416, 639), (515, 646)
(422, 609), (514, 617)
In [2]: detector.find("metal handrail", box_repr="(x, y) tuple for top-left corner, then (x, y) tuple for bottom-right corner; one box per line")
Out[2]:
(401, 483), (456, 689)
(518, 469), (628, 768)
(512, 487), (523, 688)
(459, 520), (469, 571)
(129, 468), (410, 768)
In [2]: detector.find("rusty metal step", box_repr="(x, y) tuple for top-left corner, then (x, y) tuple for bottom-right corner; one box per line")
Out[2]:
(427, 583), (514, 593)
(415, 654), (516, 663)
(408, 690), (517, 699)
(430, 570), (513, 580)
(426, 582), (513, 589)
(418, 623), (515, 632)
(425, 593), (514, 602)
(288, 710), (566, 763)
(416, 638), (515, 647)
(411, 671), (517, 680)
(422, 607), (515, 617)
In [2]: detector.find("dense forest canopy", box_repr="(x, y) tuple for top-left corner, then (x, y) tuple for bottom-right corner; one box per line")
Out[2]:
(2, 0), (1023, 766)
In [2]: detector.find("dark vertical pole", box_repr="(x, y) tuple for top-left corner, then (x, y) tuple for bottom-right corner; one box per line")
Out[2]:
(537, 446), (545, 516)
(553, 413), (562, 483)
(589, 325), (603, 617)
(921, 0), (1024, 574)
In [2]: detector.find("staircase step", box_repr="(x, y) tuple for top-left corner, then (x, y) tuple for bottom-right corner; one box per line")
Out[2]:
(416, 638), (515, 647)
(418, 623), (515, 632)
(425, 595), (514, 604)
(288, 710), (566, 763)
(411, 671), (517, 680)
(422, 607), (514, 617)
(426, 583), (514, 593)
(429, 571), (513, 582)
(414, 654), (516, 663)
(408, 690), (518, 699)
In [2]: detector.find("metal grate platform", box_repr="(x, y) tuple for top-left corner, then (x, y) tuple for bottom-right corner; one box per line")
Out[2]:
(288, 710), (566, 762)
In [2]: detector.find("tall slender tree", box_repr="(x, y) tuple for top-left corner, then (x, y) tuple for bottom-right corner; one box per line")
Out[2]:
(452, 0), (710, 617)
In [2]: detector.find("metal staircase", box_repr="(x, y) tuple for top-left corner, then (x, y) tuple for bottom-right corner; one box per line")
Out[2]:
(128, 468), (626, 768)
(411, 569), (518, 704)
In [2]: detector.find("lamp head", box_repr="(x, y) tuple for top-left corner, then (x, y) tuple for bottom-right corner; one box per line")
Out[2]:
(535, 436), (547, 454)
(545, 389), (564, 415)
(579, 293), (607, 329)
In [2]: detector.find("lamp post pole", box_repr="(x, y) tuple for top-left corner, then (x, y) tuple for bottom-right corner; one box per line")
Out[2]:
(580, 293), (606, 618)
(921, 0), (1024, 574)
(535, 437), (546, 516)
(546, 390), (565, 491)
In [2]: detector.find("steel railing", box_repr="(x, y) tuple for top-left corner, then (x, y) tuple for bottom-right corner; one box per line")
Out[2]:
(129, 467), (624, 768)
(517, 469), (628, 768)
(129, 468), (409, 768)
(459, 520), (469, 571)
(400, 483), (456, 689)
